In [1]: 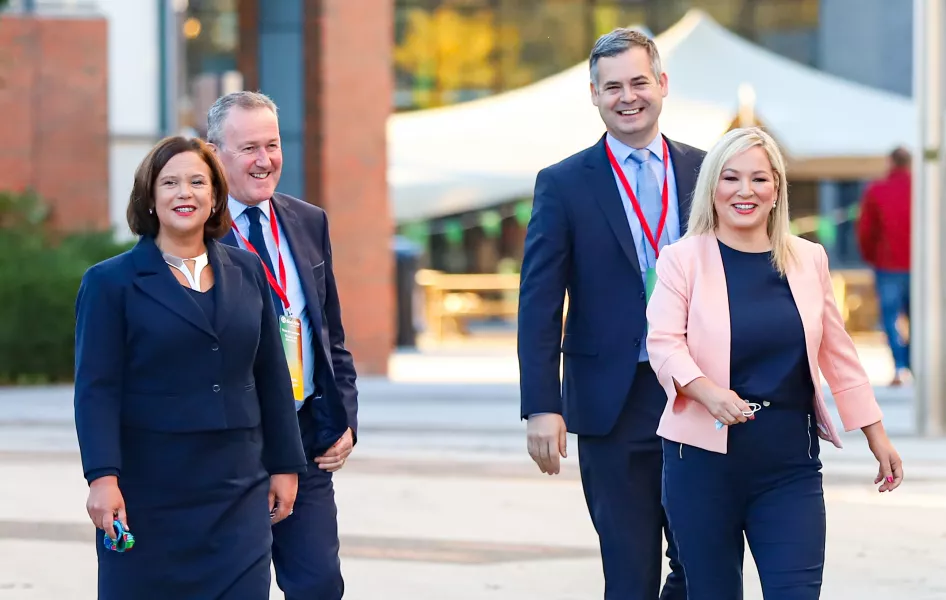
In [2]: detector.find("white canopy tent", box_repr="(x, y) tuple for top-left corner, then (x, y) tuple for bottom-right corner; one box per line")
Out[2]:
(388, 9), (915, 224)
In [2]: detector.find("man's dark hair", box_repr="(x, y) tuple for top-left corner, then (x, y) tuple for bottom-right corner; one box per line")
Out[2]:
(890, 146), (911, 170)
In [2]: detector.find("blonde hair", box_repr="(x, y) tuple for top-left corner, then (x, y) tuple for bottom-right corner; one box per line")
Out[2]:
(685, 127), (795, 275)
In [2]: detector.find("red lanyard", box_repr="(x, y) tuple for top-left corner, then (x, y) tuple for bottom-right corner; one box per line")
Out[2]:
(605, 137), (670, 258)
(231, 202), (290, 311)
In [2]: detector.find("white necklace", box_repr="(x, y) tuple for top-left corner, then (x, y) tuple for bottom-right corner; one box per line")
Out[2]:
(163, 252), (209, 292)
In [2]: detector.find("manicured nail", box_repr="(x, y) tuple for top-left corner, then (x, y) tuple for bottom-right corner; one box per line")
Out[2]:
(887, 476), (893, 483)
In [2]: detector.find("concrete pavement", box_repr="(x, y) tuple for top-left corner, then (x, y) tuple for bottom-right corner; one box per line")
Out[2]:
(2, 344), (945, 599)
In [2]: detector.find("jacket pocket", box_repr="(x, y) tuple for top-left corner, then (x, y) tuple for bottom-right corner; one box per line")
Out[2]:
(561, 334), (598, 356)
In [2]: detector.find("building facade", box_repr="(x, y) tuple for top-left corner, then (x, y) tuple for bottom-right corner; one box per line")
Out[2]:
(390, 0), (913, 274)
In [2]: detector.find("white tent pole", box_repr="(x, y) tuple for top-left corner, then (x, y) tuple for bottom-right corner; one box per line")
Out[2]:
(912, 0), (946, 436)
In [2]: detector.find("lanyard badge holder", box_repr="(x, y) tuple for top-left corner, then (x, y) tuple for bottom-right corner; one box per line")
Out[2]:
(605, 137), (670, 305)
(715, 402), (762, 430)
(232, 206), (305, 402)
(103, 520), (135, 552)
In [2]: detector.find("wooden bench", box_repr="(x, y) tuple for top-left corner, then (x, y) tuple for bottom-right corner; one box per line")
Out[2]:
(414, 267), (878, 342)
(414, 270), (520, 341)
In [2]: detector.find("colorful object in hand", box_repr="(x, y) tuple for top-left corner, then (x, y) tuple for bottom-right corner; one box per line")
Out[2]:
(103, 520), (135, 552)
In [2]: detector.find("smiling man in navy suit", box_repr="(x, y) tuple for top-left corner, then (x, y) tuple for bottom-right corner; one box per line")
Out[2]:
(208, 91), (357, 600)
(518, 29), (705, 600)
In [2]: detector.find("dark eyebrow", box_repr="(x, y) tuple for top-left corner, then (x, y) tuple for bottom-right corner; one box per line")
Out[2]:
(630, 75), (651, 84)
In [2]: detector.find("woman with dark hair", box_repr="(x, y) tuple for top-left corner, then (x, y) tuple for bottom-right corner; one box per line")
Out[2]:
(74, 136), (307, 599)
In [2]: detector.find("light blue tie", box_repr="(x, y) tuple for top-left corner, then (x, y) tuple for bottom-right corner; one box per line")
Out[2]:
(628, 149), (667, 268)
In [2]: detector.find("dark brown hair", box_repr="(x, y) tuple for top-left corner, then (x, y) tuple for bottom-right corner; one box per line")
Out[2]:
(890, 146), (911, 170)
(126, 136), (232, 238)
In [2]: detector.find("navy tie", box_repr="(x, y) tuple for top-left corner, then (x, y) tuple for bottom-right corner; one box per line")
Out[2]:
(245, 206), (284, 315)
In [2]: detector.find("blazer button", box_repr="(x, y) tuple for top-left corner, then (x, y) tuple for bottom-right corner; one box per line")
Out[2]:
(634, 338), (641, 347)
(211, 343), (219, 351)
(212, 384), (221, 392)
(640, 291), (646, 300)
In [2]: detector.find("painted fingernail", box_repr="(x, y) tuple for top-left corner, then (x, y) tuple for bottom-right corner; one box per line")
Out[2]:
(887, 476), (893, 483)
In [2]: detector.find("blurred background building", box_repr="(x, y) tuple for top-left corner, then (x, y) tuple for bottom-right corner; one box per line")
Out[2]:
(0, 0), (917, 362)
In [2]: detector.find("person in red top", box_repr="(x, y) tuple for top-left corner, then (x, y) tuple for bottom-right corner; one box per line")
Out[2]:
(857, 147), (912, 385)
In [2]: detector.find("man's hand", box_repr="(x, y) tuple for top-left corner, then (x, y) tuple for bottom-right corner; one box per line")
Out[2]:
(269, 473), (298, 524)
(86, 475), (127, 540)
(526, 413), (567, 475)
(314, 428), (354, 472)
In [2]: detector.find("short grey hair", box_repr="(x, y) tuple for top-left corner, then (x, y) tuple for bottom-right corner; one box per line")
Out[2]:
(206, 91), (279, 146)
(589, 28), (663, 87)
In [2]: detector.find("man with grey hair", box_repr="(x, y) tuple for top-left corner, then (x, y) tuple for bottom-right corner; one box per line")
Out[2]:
(210, 90), (358, 600)
(518, 28), (704, 599)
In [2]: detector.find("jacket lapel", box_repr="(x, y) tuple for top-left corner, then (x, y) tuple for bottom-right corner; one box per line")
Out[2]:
(131, 236), (217, 339)
(207, 239), (240, 335)
(783, 245), (820, 370)
(585, 135), (642, 278)
(218, 228), (238, 248)
(667, 137), (700, 235)
(699, 234), (732, 389)
(270, 195), (325, 338)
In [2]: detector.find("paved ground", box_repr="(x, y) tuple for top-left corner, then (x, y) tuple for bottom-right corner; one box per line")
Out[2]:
(1, 345), (945, 599)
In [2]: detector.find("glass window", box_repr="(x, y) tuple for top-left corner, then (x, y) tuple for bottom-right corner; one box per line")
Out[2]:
(496, 0), (590, 89)
(592, 2), (649, 38)
(175, 0), (241, 137)
(394, 0), (500, 110)
(393, 0), (822, 110)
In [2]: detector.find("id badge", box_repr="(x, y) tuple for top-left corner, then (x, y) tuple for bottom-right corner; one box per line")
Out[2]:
(645, 267), (658, 304)
(279, 315), (304, 401)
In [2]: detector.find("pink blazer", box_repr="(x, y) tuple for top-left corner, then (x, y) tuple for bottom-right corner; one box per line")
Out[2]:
(646, 233), (883, 453)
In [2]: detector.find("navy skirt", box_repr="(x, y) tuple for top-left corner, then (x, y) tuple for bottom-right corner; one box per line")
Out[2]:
(96, 425), (272, 600)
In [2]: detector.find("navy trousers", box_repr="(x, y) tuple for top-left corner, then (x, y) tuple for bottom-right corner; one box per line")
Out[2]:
(662, 408), (826, 600)
(578, 363), (687, 600)
(271, 409), (344, 600)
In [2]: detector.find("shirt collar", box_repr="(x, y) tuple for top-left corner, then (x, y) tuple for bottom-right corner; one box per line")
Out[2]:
(228, 196), (271, 223)
(606, 132), (665, 165)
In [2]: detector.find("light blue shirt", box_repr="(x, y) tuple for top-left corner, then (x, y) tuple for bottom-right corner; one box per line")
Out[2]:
(228, 196), (315, 407)
(606, 132), (681, 362)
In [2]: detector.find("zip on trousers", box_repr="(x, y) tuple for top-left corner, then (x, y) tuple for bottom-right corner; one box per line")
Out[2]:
(807, 414), (813, 459)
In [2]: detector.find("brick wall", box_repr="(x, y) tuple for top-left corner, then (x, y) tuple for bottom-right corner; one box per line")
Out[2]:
(0, 16), (109, 231)
(235, 0), (394, 375)
(306, 0), (394, 376)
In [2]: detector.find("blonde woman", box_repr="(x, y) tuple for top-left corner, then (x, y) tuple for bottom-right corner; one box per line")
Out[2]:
(645, 127), (903, 599)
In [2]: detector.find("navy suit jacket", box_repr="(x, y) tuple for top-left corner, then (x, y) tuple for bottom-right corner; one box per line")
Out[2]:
(73, 236), (307, 483)
(221, 193), (358, 459)
(518, 134), (706, 436)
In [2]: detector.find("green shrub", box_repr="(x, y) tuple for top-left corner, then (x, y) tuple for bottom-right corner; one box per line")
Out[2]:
(0, 190), (133, 384)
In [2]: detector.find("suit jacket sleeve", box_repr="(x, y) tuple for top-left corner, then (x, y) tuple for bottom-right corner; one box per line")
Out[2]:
(517, 168), (570, 418)
(251, 259), (307, 474)
(73, 265), (125, 484)
(321, 211), (358, 439)
(815, 244), (883, 431)
(646, 246), (707, 401)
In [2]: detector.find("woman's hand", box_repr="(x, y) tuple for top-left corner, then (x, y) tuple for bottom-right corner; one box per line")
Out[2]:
(681, 377), (754, 426)
(86, 475), (127, 540)
(863, 422), (904, 492)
